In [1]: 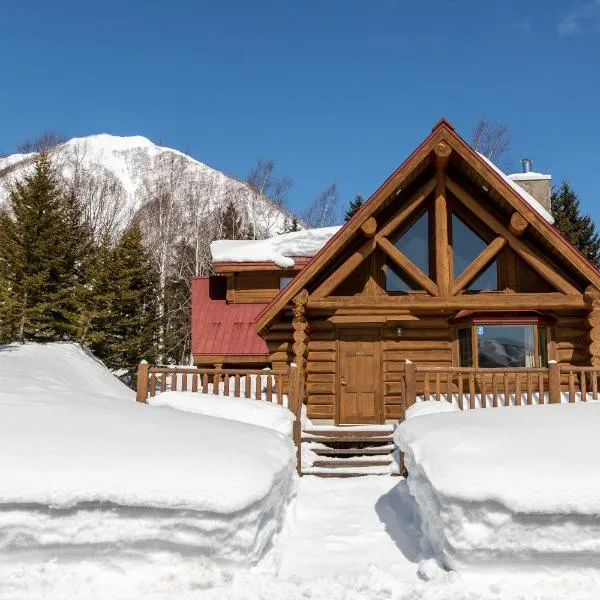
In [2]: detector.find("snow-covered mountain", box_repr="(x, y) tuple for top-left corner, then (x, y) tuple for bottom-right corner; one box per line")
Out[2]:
(0, 134), (291, 236)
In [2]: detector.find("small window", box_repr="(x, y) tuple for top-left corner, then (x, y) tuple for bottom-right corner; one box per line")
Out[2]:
(279, 276), (294, 290)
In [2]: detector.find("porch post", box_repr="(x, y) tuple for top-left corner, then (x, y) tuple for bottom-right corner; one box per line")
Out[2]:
(292, 289), (310, 374)
(404, 361), (416, 410)
(585, 286), (600, 367)
(136, 360), (149, 403)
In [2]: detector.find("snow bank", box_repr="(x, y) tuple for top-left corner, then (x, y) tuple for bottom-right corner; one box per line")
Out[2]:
(405, 400), (459, 420)
(395, 402), (600, 573)
(0, 343), (295, 570)
(211, 226), (340, 268)
(477, 152), (554, 224)
(148, 391), (294, 436)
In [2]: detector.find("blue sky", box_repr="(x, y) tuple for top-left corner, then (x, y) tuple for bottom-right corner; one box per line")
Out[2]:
(1, 0), (599, 220)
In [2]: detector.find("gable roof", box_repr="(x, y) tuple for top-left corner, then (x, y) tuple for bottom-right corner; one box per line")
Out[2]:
(255, 118), (600, 333)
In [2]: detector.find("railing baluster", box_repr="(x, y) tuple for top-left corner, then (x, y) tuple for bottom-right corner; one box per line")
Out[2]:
(492, 373), (498, 408)
(181, 371), (187, 392)
(224, 373), (230, 396)
(277, 374), (283, 405)
(255, 373), (262, 400)
(593, 371), (599, 400)
(446, 372), (453, 404)
(160, 373), (167, 393)
(202, 372), (209, 393)
(245, 373), (251, 399)
(515, 373), (521, 406)
(469, 373), (475, 409)
(171, 371), (177, 392)
(481, 373), (487, 408)
(458, 373), (464, 410)
(569, 370), (575, 403)
(503, 373), (510, 407)
(423, 373), (430, 402)
(149, 372), (156, 397)
(538, 373), (544, 404)
(191, 372), (198, 392)
(580, 371), (587, 402)
(266, 374), (273, 402)
(214, 370), (221, 395)
(526, 373), (533, 405)
(234, 374), (241, 398)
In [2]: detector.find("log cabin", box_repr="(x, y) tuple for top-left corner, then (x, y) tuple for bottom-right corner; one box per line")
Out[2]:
(192, 119), (600, 437)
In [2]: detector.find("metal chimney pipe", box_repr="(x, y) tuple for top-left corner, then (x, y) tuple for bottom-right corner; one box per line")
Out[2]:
(521, 158), (532, 173)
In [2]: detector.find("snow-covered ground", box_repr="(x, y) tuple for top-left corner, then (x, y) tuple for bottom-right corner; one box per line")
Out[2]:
(4, 344), (600, 599)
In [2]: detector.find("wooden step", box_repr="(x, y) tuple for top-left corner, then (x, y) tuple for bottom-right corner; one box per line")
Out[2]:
(302, 434), (393, 443)
(310, 445), (395, 456)
(312, 458), (394, 469)
(303, 428), (394, 438)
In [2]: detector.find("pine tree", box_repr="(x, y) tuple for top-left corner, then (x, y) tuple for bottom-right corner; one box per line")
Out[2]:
(0, 151), (85, 342)
(221, 201), (249, 239)
(278, 215), (300, 234)
(345, 194), (365, 222)
(551, 181), (600, 268)
(88, 224), (159, 373)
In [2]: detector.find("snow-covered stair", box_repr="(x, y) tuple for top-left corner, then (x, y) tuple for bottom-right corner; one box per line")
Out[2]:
(301, 425), (399, 477)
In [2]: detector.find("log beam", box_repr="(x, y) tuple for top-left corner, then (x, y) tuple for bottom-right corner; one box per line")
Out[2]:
(450, 236), (507, 295)
(434, 142), (452, 295)
(311, 239), (375, 298)
(308, 293), (585, 312)
(447, 178), (580, 296)
(377, 237), (439, 296)
(360, 216), (377, 238)
(509, 212), (528, 236)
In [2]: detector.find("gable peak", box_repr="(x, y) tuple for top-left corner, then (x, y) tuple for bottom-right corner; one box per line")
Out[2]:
(431, 117), (456, 132)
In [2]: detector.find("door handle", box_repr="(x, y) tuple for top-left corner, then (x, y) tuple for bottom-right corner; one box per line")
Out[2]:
(340, 379), (347, 386)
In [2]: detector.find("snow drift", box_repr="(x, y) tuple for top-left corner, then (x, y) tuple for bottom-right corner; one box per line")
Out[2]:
(395, 403), (600, 574)
(148, 391), (295, 437)
(0, 343), (296, 573)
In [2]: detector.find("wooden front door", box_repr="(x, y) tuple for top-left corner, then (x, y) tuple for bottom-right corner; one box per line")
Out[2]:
(337, 331), (382, 424)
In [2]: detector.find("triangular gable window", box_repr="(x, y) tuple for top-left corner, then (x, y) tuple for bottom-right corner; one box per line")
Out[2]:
(393, 211), (430, 277)
(385, 260), (421, 292)
(467, 260), (497, 291)
(452, 213), (498, 291)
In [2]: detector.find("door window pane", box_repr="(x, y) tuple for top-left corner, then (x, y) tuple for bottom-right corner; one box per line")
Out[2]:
(394, 211), (429, 276)
(538, 327), (549, 367)
(476, 325), (535, 368)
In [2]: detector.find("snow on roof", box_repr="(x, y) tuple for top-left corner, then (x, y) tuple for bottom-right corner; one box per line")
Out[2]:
(507, 171), (552, 182)
(210, 226), (341, 268)
(477, 153), (554, 224)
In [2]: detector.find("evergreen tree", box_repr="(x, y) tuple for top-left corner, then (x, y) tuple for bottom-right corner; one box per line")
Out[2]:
(88, 224), (159, 373)
(0, 152), (85, 342)
(221, 201), (249, 239)
(278, 215), (300, 234)
(345, 194), (365, 222)
(551, 181), (600, 268)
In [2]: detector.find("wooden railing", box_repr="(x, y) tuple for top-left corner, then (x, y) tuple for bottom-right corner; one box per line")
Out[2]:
(135, 362), (304, 474)
(136, 363), (288, 405)
(404, 362), (600, 409)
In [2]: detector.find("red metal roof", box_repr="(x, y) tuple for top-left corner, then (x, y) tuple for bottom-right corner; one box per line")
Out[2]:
(191, 276), (269, 357)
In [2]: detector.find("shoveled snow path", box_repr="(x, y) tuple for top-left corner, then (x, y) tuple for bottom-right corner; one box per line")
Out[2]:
(279, 476), (421, 580)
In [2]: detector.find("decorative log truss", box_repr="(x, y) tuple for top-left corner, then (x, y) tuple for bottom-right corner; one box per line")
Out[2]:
(311, 142), (580, 303)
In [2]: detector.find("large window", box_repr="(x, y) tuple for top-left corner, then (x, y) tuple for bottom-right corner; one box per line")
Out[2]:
(452, 213), (498, 291)
(456, 321), (550, 368)
(385, 210), (430, 292)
